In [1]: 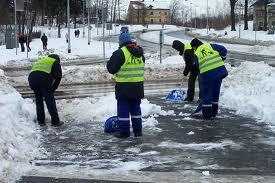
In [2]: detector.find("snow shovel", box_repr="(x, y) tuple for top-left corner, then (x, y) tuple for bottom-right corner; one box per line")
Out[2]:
(165, 89), (186, 102)
(190, 101), (202, 117)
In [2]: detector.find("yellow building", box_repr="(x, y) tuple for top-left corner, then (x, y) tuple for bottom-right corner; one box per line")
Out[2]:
(127, 0), (171, 24)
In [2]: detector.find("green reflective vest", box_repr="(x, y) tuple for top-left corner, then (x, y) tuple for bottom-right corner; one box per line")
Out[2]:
(115, 46), (145, 83)
(31, 57), (56, 74)
(195, 44), (224, 74)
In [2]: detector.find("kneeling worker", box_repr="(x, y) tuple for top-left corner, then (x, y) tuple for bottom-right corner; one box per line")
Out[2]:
(28, 54), (63, 126)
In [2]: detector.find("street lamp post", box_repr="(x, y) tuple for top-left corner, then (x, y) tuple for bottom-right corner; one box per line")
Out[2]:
(190, 2), (193, 32)
(67, 0), (71, 53)
(83, 0), (85, 38)
(88, 4), (91, 45)
(206, 0), (209, 34)
(14, 0), (17, 55)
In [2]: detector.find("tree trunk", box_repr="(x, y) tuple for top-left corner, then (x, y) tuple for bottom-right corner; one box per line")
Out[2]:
(244, 0), (248, 30)
(113, 0), (117, 23)
(264, 1), (267, 31)
(230, 2), (236, 31)
(74, 14), (76, 29)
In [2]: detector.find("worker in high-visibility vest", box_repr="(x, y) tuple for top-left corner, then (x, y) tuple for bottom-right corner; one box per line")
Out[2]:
(172, 40), (201, 102)
(107, 32), (145, 138)
(190, 38), (228, 119)
(28, 54), (63, 127)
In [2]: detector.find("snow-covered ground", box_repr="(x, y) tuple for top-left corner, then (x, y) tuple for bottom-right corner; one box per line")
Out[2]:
(0, 71), (41, 183)
(2, 23), (275, 182)
(140, 26), (275, 56)
(194, 21), (275, 42)
(0, 24), (175, 67)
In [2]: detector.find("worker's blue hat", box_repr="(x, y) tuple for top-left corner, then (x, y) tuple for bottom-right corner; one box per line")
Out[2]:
(119, 32), (131, 46)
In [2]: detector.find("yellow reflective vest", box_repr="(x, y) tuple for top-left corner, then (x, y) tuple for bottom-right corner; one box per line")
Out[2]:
(194, 44), (224, 74)
(115, 46), (144, 83)
(183, 43), (192, 53)
(31, 57), (56, 74)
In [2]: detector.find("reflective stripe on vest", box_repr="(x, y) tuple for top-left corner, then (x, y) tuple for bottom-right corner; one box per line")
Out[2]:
(31, 57), (56, 74)
(115, 46), (144, 83)
(195, 44), (224, 74)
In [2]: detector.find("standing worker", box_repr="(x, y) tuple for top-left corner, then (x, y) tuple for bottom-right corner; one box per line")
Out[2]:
(172, 40), (200, 102)
(28, 54), (63, 127)
(107, 32), (145, 138)
(190, 38), (228, 119)
(41, 33), (48, 50)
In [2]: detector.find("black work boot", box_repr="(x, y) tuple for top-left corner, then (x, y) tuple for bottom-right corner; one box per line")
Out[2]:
(114, 132), (130, 138)
(134, 131), (143, 137)
(51, 117), (64, 127)
(38, 121), (46, 126)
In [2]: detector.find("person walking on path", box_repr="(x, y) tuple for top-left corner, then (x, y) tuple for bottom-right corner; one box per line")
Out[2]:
(172, 40), (201, 102)
(26, 33), (32, 52)
(190, 38), (228, 119)
(18, 32), (26, 52)
(65, 33), (68, 43)
(28, 54), (64, 127)
(107, 32), (145, 138)
(41, 33), (48, 50)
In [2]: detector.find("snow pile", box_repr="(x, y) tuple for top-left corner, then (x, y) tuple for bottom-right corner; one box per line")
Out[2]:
(0, 70), (41, 182)
(221, 61), (275, 127)
(58, 93), (171, 131)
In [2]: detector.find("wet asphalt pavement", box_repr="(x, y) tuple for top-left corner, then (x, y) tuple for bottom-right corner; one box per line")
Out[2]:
(17, 95), (275, 182)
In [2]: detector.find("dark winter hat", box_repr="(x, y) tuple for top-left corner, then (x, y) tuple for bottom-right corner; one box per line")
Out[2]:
(190, 38), (203, 49)
(172, 40), (184, 55)
(119, 32), (131, 46)
(48, 54), (60, 63)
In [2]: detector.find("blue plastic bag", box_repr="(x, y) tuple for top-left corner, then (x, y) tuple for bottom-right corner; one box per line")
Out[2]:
(165, 89), (186, 102)
(104, 116), (119, 133)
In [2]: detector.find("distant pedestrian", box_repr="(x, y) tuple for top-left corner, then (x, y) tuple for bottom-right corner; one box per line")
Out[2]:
(41, 33), (48, 50)
(74, 30), (77, 38)
(107, 32), (145, 138)
(26, 33), (32, 52)
(77, 29), (80, 37)
(28, 54), (63, 127)
(18, 32), (26, 52)
(65, 33), (68, 43)
(190, 38), (228, 119)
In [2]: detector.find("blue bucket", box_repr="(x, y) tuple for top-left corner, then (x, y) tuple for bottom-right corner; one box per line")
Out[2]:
(104, 116), (119, 133)
(165, 89), (186, 102)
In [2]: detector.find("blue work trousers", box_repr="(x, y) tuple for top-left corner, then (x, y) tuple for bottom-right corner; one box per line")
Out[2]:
(117, 99), (142, 137)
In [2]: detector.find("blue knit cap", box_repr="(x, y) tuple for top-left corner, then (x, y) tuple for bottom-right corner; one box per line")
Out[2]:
(119, 32), (131, 46)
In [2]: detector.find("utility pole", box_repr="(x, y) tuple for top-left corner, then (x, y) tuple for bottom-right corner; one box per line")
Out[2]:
(207, 0), (209, 34)
(83, 0), (85, 38)
(14, 0), (17, 55)
(67, 0), (71, 53)
(96, 0), (99, 35)
(88, 4), (90, 45)
(102, 0), (106, 62)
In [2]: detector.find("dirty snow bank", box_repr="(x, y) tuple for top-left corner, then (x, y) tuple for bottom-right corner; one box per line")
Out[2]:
(58, 93), (174, 132)
(221, 61), (275, 128)
(0, 70), (41, 182)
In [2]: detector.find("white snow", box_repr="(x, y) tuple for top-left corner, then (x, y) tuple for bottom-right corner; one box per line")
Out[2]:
(0, 24), (176, 67)
(221, 61), (275, 128)
(0, 70), (41, 183)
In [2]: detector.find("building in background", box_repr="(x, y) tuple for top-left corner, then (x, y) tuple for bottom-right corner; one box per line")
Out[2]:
(252, 0), (275, 31)
(127, 0), (171, 24)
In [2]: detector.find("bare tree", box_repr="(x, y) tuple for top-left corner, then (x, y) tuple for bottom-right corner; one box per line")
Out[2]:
(244, 0), (248, 30)
(169, 0), (181, 24)
(230, 0), (238, 31)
